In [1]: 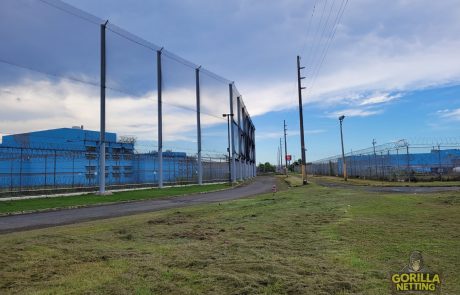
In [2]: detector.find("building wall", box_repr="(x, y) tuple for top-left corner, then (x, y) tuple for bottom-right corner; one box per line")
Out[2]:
(0, 128), (193, 190)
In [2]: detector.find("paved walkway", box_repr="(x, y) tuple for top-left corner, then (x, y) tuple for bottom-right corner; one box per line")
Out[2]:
(0, 176), (275, 234)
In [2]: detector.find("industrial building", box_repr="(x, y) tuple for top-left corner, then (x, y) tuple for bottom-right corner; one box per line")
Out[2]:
(0, 127), (228, 191)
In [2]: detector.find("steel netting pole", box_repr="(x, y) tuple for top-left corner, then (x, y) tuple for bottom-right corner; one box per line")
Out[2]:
(196, 68), (202, 185)
(157, 49), (163, 188)
(229, 84), (236, 183)
(99, 21), (108, 194)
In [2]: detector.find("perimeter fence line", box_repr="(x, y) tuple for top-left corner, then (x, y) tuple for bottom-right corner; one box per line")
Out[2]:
(309, 140), (460, 181)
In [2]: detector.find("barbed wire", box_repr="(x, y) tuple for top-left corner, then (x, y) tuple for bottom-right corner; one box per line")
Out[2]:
(312, 138), (460, 163)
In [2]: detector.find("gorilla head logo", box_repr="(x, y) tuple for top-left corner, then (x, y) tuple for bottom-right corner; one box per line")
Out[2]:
(403, 250), (429, 273)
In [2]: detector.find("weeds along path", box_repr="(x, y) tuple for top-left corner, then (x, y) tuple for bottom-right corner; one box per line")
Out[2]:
(0, 176), (277, 234)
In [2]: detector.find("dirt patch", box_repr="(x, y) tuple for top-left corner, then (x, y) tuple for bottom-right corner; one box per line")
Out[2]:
(172, 229), (217, 241)
(147, 214), (190, 225)
(437, 195), (459, 205)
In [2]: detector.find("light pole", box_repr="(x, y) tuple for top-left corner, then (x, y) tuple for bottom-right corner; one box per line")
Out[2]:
(223, 113), (234, 184)
(339, 115), (347, 181)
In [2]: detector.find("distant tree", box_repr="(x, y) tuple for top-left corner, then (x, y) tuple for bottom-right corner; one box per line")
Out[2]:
(258, 162), (276, 173)
(258, 162), (265, 172)
(264, 162), (276, 172)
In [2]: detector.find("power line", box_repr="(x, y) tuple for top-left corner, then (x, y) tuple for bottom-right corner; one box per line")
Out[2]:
(305, 0), (329, 74)
(300, 0), (319, 56)
(307, 0), (349, 95)
(307, 0), (337, 81)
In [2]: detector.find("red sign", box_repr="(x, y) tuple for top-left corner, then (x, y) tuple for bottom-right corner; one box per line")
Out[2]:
(285, 155), (292, 161)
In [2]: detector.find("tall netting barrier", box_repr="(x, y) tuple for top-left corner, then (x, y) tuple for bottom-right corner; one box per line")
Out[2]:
(0, 0), (102, 194)
(310, 140), (460, 182)
(200, 71), (231, 183)
(0, 0), (255, 196)
(161, 52), (198, 185)
(232, 86), (256, 180)
(106, 24), (159, 189)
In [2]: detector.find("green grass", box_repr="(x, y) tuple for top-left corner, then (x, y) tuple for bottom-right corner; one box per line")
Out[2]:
(0, 177), (458, 294)
(0, 183), (229, 214)
(312, 175), (460, 187)
(283, 174), (304, 187)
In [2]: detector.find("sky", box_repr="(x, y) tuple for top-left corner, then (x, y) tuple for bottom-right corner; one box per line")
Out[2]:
(1, 0), (460, 164)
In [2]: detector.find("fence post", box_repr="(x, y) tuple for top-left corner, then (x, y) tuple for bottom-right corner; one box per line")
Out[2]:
(157, 49), (163, 188)
(368, 155), (372, 179)
(438, 145), (442, 181)
(19, 147), (23, 192)
(10, 156), (13, 192)
(195, 67), (202, 185)
(380, 151), (384, 179)
(53, 150), (57, 188)
(44, 154), (48, 187)
(72, 153), (75, 187)
(173, 155), (176, 183)
(387, 150), (390, 180)
(373, 153), (377, 179)
(406, 145), (411, 182)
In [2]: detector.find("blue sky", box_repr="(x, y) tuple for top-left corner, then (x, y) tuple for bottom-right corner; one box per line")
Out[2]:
(1, 0), (460, 163)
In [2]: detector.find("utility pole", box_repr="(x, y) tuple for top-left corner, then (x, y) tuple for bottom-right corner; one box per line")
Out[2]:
(297, 55), (307, 184)
(277, 146), (279, 171)
(280, 138), (283, 170)
(283, 120), (288, 175)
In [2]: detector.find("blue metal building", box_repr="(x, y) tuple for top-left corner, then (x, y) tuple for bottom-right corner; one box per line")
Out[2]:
(0, 127), (193, 190)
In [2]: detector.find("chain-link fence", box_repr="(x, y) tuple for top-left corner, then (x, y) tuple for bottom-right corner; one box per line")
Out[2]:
(0, 0), (256, 196)
(309, 140), (460, 181)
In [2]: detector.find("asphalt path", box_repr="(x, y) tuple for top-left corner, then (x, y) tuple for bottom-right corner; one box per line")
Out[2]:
(0, 176), (276, 234)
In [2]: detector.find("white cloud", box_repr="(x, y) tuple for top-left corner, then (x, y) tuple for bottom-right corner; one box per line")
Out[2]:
(2, 0), (460, 148)
(0, 79), (228, 147)
(359, 93), (401, 106)
(326, 108), (382, 118)
(237, 0), (460, 119)
(256, 129), (325, 140)
(438, 108), (460, 121)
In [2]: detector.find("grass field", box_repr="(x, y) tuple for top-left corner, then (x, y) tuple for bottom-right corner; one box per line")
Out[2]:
(0, 183), (229, 215)
(311, 175), (460, 187)
(0, 177), (458, 294)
